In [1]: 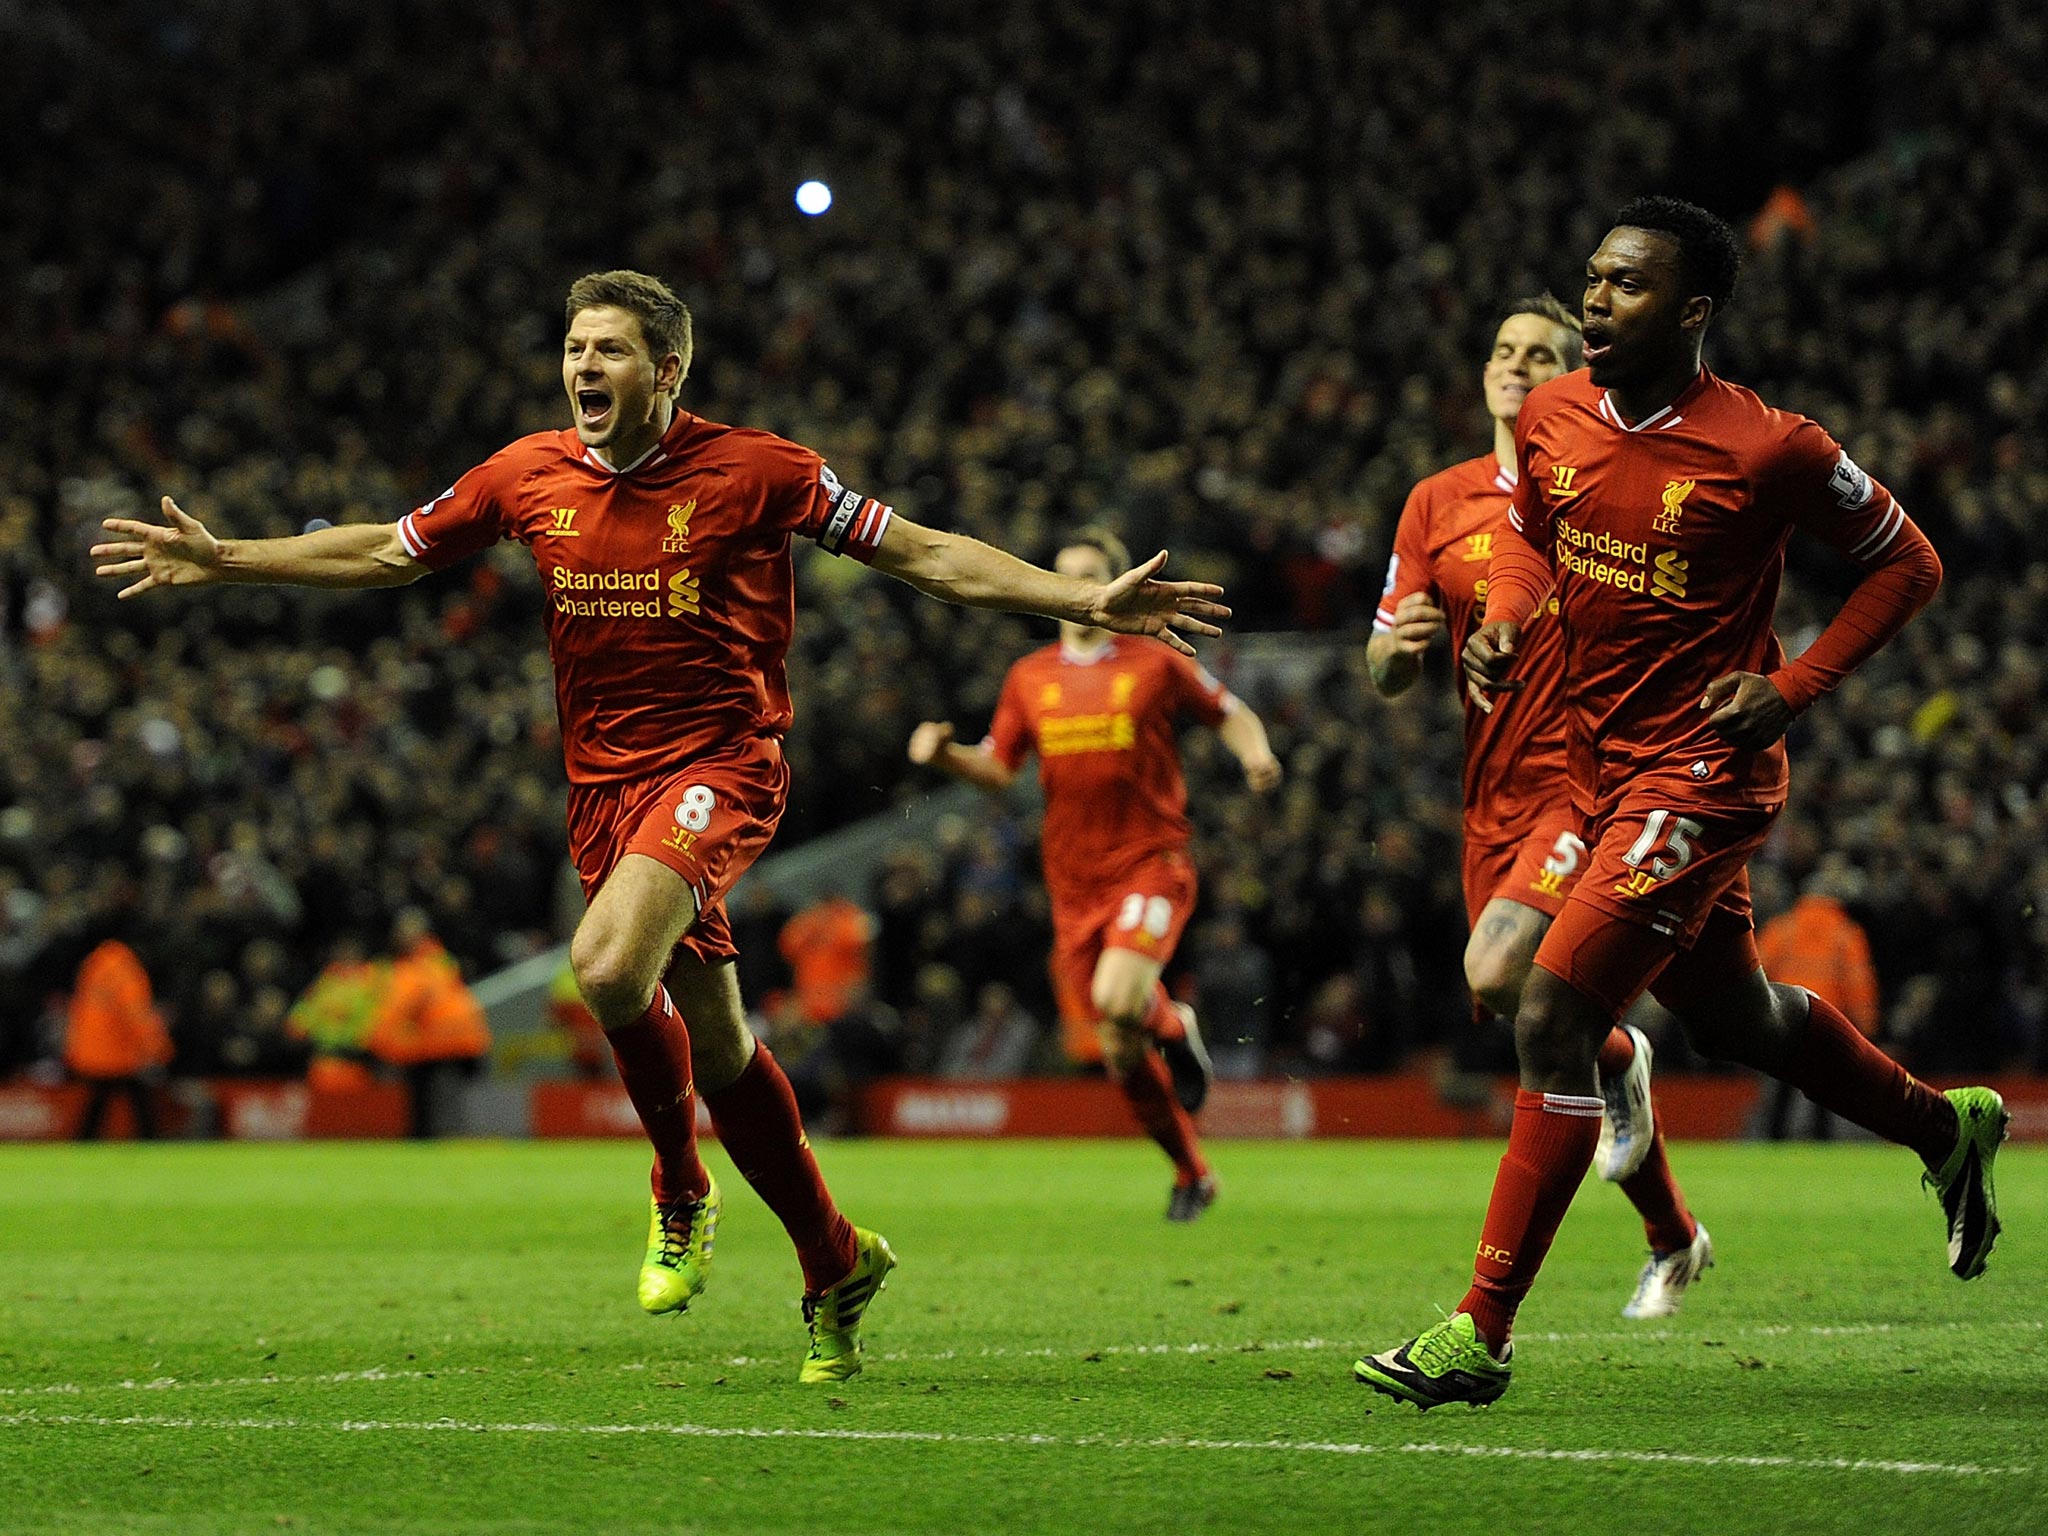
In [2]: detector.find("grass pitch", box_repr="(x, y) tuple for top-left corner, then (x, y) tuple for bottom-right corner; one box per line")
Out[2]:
(0, 1137), (2041, 1535)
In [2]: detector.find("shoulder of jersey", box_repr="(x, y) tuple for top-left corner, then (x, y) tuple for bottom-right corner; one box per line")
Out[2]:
(493, 428), (582, 469)
(1524, 369), (1599, 417)
(1684, 370), (1815, 460)
(1414, 452), (1500, 502)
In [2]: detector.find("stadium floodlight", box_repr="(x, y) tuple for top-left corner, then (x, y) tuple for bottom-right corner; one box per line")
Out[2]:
(794, 180), (833, 216)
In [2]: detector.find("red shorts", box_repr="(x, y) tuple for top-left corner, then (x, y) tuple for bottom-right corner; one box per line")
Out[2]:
(563, 737), (789, 965)
(1532, 785), (1778, 1019)
(1048, 850), (1197, 1063)
(1462, 807), (1588, 927)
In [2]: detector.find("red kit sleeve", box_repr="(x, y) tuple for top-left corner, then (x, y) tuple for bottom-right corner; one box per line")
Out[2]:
(1483, 414), (1555, 627)
(1764, 423), (1942, 713)
(983, 660), (1034, 772)
(396, 449), (517, 571)
(1373, 481), (1438, 631)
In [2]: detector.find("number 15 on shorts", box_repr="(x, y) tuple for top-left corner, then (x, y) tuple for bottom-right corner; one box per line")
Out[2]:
(1614, 808), (1703, 897)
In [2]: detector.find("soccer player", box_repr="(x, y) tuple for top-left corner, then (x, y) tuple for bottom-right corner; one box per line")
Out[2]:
(1369, 295), (1710, 1320)
(1355, 199), (2008, 1410)
(907, 528), (1282, 1220)
(90, 270), (1228, 1381)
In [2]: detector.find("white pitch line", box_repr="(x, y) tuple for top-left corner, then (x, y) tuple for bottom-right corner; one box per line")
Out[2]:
(0, 1410), (2027, 1479)
(0, 1367), (467, 1401)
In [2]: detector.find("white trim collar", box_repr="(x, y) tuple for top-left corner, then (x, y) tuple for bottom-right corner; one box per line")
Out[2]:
(1060, 636), (1118, 666)
(583, 440), (668, 475)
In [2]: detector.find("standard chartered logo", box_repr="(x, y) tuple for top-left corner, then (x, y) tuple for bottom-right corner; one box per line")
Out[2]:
(549, 566), (698, 620)
(668, 568), (700, 617)
(1652, 550), (1689, 599)
(1555, 521), (1687, 602)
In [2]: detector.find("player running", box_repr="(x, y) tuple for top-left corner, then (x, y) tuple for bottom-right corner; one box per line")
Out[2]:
(1369, 294), (1709, 1320)
(907, 528), (1282, 1220)
(1357, 200), (2007, 1411)
(91, 271), (1228, 1382)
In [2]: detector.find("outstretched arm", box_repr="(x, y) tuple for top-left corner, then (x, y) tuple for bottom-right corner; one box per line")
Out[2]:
(1215, 697), (1283, 792)
(91, 496), (423, 599)
(906, 721), (1017, 793)
(870, 516), (1227, 657)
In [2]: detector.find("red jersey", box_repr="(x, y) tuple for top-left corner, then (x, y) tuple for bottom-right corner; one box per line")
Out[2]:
(1376, 453), (1568, 845)
(985, 637), (1231, 901)
(1491, 368), (1936, 811)
(399, 410), (892, 784)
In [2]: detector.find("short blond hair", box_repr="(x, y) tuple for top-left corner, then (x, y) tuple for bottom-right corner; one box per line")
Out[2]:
(1500, 293), (1584, 369)
(565, 270), (694, 392)
(1060, 525), (1131, 578)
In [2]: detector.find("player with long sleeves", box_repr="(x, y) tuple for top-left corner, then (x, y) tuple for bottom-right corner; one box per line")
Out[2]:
(91, 270), (1228, 1383)
(1357, 200), (2007, 1411)
(1370, 294), (1708, 1320)
(909, 528), (1282, 1220)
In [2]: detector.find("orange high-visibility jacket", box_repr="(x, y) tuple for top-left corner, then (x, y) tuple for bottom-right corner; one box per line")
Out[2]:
(64, 940), (171, 1078)
(367, 939), (491, 1065)
(1756, 894), (1880, 1035)
(778, 896), (874, 1024)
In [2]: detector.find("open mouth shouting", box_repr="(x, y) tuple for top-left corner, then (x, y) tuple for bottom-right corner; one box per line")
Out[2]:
(576, 386), (615, 433)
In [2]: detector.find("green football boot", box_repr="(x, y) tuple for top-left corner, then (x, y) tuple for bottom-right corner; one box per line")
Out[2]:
(1354, 1312), (1513, 1410)
(638, 1174), (721, 1315)
(1925, 1087), (2008, 1280)
(799, 1228), (898, 1384)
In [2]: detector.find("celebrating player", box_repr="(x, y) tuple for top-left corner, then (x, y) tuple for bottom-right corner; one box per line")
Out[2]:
(1357, 199), (2008, 1410)
(91, 271), (1229, 1382)
(1370, 294), (1709, 1320)
(908, 528), (1282, 1220)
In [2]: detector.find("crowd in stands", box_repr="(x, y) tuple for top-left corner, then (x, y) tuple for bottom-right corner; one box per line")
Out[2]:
(4, 0), (2045, 1085)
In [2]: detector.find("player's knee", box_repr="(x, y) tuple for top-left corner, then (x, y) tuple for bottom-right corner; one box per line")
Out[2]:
(1090, 974), (1148, 1032)
(570, 934), (655, 1032)
(1510, 987), (1602, 1081)
(1464, 945), (1525, 1021)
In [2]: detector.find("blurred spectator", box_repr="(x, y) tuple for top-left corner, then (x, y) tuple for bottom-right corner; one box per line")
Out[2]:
(286, 934), (387, 1088)
(784, 980), (907, 1134)
(936, 982), (1044, 1080)
(63, 934), (171, 1139)
(1190, 913), (1274, 1079)
(367, 908), (491, 1136)
(778, 891), (876, 1027)
(1756, 864), (1882, 1139)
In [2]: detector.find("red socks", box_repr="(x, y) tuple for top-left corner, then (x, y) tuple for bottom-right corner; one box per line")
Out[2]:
(1595, 1026), (1634, 1079)
(1114, 1051), (1209, 1186)
(1620, 1128), (1697, 1254)
(1145, 985), (1185, 1043)
(1779, 991), (1956, 1167)
(605, 985), (710, 1205)
(1458, 1089), (1601, 1350)
(704, 1043), (858, 1293)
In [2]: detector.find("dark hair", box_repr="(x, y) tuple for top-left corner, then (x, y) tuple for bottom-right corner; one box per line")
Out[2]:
(1612, 196), (1741, 310)
(1499, 293), (1584, 369)
(564, 270), (694, 391)
(1060, 525), (1131, 577)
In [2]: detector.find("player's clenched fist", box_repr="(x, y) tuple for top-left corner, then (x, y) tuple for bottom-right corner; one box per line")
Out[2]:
(1384, 592), (1448, 657)
(1461, 619), (1525, 715)
(906, 721), (955, 765)
(1241, 751), (1284, 793)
